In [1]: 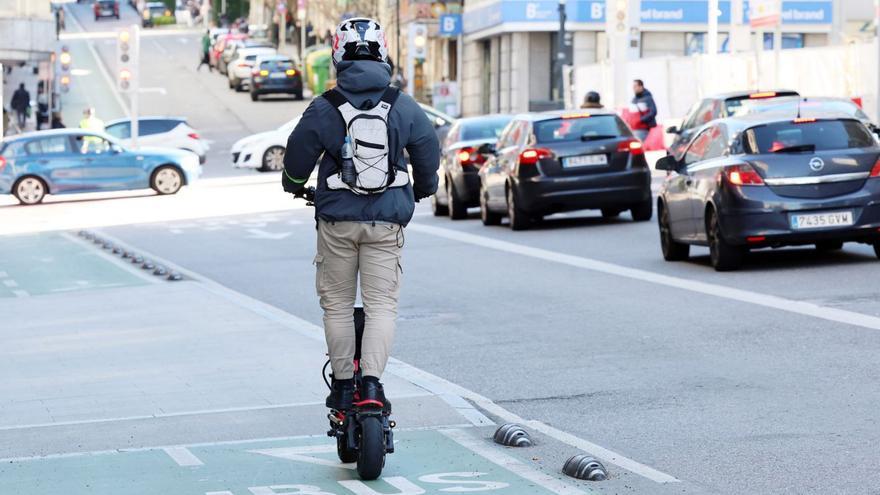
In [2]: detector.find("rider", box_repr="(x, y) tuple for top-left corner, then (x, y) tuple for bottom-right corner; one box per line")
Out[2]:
(281, 18), (440, 411)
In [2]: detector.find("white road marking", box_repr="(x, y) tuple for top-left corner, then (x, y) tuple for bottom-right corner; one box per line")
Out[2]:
(249, 444), (356, 470)
(93, 230), (679, 484)
(162, 446), (204, 466)
(441, 429), (586, 495)
(3, 279), (18, 288)
(246, 228), (291, 240)
(408, 223), (880, 332)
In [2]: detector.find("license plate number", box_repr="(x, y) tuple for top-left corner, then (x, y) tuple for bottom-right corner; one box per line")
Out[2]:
(269, 73), (287, 79)
(563, 154), (607, 167)
(102, 9), (113, 14)
(790, 211), (854, 230)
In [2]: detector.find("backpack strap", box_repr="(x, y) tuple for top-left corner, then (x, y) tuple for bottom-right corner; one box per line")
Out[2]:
(380, 87), (400, 107)
(322, 88), (348, 109)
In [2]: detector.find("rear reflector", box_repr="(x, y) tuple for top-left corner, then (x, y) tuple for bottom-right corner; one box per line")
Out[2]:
(616, 139), (644, 155)
(187, 132), (200, 140)
(519, 148), (553, 165)
(725, 164), (765, 186)
(747, 236), (766, 243)
(749, 91), (777, 99)
(870, 158), (880, 178)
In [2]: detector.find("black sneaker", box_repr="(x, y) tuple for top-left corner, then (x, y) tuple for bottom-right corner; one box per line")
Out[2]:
(326, 378), (354, 410)
(356, 376), (391, 412)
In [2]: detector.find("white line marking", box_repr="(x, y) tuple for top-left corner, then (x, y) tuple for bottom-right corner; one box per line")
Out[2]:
(249, 444), (356, 470)
(408, 223), (880, 332)
(61, 233), (159, 285)
(12, 290), (29, 298)
(92, 230), (678, 484)
(3, 279), (18, 288)
(441, 429), (586, 495)
(162, 446), (204, 466)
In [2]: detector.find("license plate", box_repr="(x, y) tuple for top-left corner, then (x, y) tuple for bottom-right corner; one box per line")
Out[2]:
(269, 73), (287, 79)
(790, 211), (854, 230)
(102, 9), (113, 14)
(563, 154), (607, 168)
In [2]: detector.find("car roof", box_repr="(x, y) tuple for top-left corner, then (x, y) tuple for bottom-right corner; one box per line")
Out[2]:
(456, 114), (512, 124)
(1, 128), (107, 143)
(706, 110), (860, 134)
(105, 116), (186, 126)
(146, 2), (165, 6)
(706, 89), (799, 100)
(514, 109), (618, 122)
(419, 103), (456, 123)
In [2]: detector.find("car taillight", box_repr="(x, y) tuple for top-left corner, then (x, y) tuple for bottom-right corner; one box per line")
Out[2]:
(725, 163), (765, 186)
(457, 147), (485, 166)
(519, 148), (552, 165)
(238, 62), (250, 68)
(187, 132), (200, 140)
(870, 157), (880, 178)
(0, 156), (6, 172)
(252, 69), (260, 76)
(616, 139), (644, 155)
(259, 70), (269, 77)
(286, 69), (296, 76)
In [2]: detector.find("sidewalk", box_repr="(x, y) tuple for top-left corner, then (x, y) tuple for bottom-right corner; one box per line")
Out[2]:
(0, 231), (598, 494)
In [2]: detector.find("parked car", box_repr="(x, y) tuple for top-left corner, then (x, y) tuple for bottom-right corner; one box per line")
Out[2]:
(655, 112), (880, 271)
(667, 90), (800, 159)
(249, 55), (304, 100)
(105, 117), (209, 164)
(220, 39), (270, 76)
(94, 0), (120, 20)
(211, 33), (247, 72)
(747, 96), (880, 138)
(231, 117), (300, 172)
(479, 110), (653, 230)
(227, 47), (277, 91)
(0, 129), (200, 205)
(141, 1), (171, 27)
(432, 114), (513, 218)
(419, 104), (456, 148)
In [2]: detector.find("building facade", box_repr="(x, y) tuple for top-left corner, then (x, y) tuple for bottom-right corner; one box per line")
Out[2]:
(0, 0), (55, 65)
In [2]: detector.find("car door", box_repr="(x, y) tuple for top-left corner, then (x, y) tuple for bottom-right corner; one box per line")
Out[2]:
(21, 136), (82, 193)
(488, 120), (527, 210)
(74, 133), (145, 190)
(687, 125), (729, 242)
(669, 128), (714, 240)
(480, 120), (514, 210)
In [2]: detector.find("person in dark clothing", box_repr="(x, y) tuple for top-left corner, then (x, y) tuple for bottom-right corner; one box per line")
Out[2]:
(10, 83), (30, 130)
(581, 91), (603, 109)
(281, 18), (439, 412)
(197, 30), (212, 71)
(630, 79), (657, 141)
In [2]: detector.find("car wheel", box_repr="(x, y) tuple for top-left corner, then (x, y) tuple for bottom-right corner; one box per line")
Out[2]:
(431, 192), (448, 216)
(447, 179), (467, 220)
(631, 199), (653, 222)
(873, 241), (880, 259)
(13, 176), (47, 205)
(815, 241), (844, 252)
(228, 78), (234, 89)
(507, 186), (530, 231)
(250, 92), (259, 102)
(480, 187), (502, 226)
(601, 208), (620, 218)
(295, 91), (304, 101)
(150, 166), (184, 195)
(658, 203), (689, 261)
(260, 146), (285, 172)
(707, 208), (743, 271)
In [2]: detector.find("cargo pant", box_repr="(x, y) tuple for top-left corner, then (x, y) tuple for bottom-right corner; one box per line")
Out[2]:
(315, 220), (402, 380)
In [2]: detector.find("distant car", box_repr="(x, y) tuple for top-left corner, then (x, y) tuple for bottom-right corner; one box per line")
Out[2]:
(227, 47), (277, 91)
(220, 39), (270, 75)
(249, 55), (304, 101)
(747, 96), (880, 138)
(211, 33), (247, 71)
(432, 114), (513, 219)
(141, 1), (171, 27)
(667, 90), (800, 159)
(0, 129), (200, 205)
(231, 117), (300, 172)
(479, 110), (653, 230)
(105, 117), (209, 164)
(94, 0), (119, 20)
(655, 112), (880, 271)
(419, 104), (456, 147)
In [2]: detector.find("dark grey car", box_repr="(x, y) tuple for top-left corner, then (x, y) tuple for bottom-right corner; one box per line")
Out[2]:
(656, 112), (880, 271)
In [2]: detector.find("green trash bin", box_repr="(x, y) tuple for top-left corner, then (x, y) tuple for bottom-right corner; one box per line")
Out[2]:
(305, 48), (332, 94)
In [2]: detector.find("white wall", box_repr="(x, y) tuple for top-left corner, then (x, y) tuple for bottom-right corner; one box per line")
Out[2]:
(641, 32), (685, 59)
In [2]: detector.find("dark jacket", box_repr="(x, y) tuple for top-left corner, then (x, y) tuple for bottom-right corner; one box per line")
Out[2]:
(632, 89), (657, 128)
(11, 88), (29, 113)
(283, 60), (440, 226)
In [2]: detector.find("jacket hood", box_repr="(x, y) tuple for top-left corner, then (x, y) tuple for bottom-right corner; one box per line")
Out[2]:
(334, 60), (392, 109)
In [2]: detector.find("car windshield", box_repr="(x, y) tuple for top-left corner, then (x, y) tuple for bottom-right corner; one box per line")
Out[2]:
(534, 115), (629, 143)
(460, 117), (512, 141)
(742, 119), (875, 154)
(262, 59), (294, 71)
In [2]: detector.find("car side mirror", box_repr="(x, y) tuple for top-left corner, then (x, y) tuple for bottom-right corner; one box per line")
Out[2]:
(655, 155), (679, 171)
(665, 125), (680, 134)
(477, 142), (496, 155)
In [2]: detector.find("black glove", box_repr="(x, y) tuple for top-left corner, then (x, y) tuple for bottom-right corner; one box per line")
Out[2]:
(282, 172), (304, 196)
(413, 186), (431, 203)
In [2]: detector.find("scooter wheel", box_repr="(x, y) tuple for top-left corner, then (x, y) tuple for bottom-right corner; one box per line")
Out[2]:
(356, 416), (386, 480)
(337, 434), (358, 463)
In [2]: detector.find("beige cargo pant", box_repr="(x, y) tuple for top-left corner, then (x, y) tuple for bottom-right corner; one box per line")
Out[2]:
(315, 220), (402, 380)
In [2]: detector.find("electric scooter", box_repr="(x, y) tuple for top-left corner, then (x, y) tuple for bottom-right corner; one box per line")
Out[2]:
(299, 187), (396, 480)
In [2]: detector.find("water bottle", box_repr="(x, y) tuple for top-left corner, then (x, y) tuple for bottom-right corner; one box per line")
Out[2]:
(341, 136), (357, 187)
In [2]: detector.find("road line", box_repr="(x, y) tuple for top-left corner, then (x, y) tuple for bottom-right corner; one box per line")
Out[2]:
(162, 446), (204, 466)
(441, 429), (587, 495)
(91, 230), (679, 484)
(408, 223), (880, 332)
(61, 233), (160, 285)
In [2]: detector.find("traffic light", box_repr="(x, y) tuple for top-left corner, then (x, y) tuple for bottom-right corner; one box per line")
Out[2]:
(609, 0), (628, 33)
(116, 26), (138, 93)
(59, 46), (71, 72)
(60, 74), (71, 93)
(409, 23), (428, 61)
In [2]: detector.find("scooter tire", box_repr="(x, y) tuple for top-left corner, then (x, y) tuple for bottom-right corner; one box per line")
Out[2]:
(337, 434), (358, 463)
(356, 416), (385, 480)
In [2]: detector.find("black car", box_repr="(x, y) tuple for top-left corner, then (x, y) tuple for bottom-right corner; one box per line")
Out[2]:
(656, 113), (880, 271)
(94, 0), (120, 20)
(249, 56), (303, 101)
(478, 110), (653, 230)
(432, 114), (513, 219)
(667, 90), (799, 159)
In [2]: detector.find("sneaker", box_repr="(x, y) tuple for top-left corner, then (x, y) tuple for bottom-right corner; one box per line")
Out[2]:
(325, 378), (354, 410)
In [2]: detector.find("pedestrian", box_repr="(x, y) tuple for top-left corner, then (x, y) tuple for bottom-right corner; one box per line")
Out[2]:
(581, 91), (603, 109)
(197, 30), (212, 71)
(10, 83), (30, 131)
(630, 79), (657, 141)
(281, 18), (439, 411)
(79, 107), (105, 152)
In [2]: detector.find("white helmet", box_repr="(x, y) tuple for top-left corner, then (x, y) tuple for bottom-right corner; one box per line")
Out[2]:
(332, 18), (388, 66)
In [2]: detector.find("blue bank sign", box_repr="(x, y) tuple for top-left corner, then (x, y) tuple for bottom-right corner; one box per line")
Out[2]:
(463, 0), (832, 34)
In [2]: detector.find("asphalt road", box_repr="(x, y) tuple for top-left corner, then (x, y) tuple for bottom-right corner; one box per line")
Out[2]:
(19, 5), (880, 494)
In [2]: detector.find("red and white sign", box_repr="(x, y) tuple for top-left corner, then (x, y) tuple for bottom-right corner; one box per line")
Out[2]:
(749, 0), (780, 28)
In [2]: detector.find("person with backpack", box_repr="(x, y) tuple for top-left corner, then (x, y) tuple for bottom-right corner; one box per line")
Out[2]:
(281, 18), (440, 411)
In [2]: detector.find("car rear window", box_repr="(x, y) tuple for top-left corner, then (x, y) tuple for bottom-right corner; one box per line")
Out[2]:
(749, 100), (870, 121)
(742, 119), (876, 154)
(261, 59), (294, 71)
(534, 115), (630, 143)
(725, 92), (799, 117)
(140, 119), (180, 135)
(461, 117), (511, 141)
